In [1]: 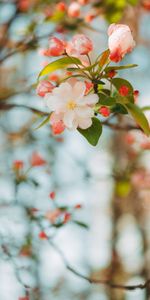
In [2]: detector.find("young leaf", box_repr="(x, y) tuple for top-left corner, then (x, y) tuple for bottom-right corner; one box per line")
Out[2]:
(78, 117), (102, 146)
(105, 64), (138, 72)
(38, 56), (82, 79)
(73, 220), (89, 229)
(99, 49), (110, 67)
(34, 115), (50, 130)
(111, 103), (128, 114)
(125, 103), (150, 136)
(98, 92), (116, 106)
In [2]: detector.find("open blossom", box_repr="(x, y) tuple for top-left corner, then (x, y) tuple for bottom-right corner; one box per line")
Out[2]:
(108, 24), (135, 62)
(45, 209), (61, 223)
(68, 2), (81, 18)
(36, 80), (54, 97)
(45, 81), (98, 130)
(66, 34), (93, 56)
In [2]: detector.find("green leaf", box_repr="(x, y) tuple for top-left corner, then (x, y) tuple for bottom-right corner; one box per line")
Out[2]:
(49, 10), (65, 22)
(78, 117), (102, 146)
(125, 103), (150, 136)
(105, 64), (138, 72)
(73, 220), (89, 229)
(142, 106), (150, 111)
(111, 103), (128, 114)
(34, 115), (50, 130)
(116, 94), (134, 105)
(38, 56), (82, 79)
(112, 78), (134, 93)
(99, 49), (110, 67)
(98, 93), (116, 106)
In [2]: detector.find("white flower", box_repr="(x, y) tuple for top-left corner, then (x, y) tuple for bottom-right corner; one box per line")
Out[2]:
(45, 81), (98, 130)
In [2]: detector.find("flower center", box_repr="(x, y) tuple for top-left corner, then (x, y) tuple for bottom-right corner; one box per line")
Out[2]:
(67, 100), (77, 110)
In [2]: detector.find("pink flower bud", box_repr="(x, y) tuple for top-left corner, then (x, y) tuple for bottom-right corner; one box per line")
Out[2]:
(66, 34), (93, 56)
(48, 37), (65, 56)
(85, 13), (96, 23)
(78, 0), (89, 4)
(85, 81), (93, 95)
(68, 2), (81, 18)
(108, 24), (135, 63)
(56, 2), (67, 12)
(13, 160), (24, 171)
(63, 212), (71, 224)
(50, 112), (65, 135)
(49, 191), (56, 200)
(39, 231), (48, 240)
(99, 106), (110, 117)
(18, 0), (30, 12)
(36, 80), (54, 97)
(119, 85), (129, 97)
(107, 70), (117, 78)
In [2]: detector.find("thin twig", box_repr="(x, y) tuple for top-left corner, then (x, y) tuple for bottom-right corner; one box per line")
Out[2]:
(49, 240), (150, 291)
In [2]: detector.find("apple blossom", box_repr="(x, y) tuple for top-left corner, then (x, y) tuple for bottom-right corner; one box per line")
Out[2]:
(30, 152), (46, 166)
(45, 209), (61, 223)
(66, 34), (93, 56)
(36, 80), (54, 97)
(45, 81), (98, 130)
(47, 37), (65, 56)
(108, 24), (135, 62)
(68, 2), (81, 18)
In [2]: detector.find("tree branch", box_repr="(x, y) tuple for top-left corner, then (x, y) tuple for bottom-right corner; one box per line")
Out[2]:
(49, 240), (150, 291)
(0, 103), (142, 132)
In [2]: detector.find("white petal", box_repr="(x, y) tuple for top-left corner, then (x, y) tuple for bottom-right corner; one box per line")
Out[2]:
(53, 82), (72, 101)
(80, 94), (99, 106)
(78, 117), (92, 129)
(45, 94), (65, 113)
(72, 81), (86, 100)
(75, 106), (94, 118)
(63, 110), (76, 129)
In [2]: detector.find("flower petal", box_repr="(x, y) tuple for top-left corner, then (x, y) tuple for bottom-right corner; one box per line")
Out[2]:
(80, 94), (99, 105)
(63, 110), (76, 129)
(72, 81), (86, 100)
(75, 106), (94, 118)
(78, 117), (92, 129)
(53, 82), (72, 101)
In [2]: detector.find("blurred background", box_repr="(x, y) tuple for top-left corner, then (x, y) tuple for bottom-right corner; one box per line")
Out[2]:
(0, 1), (150, 299)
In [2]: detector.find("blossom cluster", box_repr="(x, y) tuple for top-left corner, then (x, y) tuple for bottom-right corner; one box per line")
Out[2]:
(36, 24), (150, 145)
